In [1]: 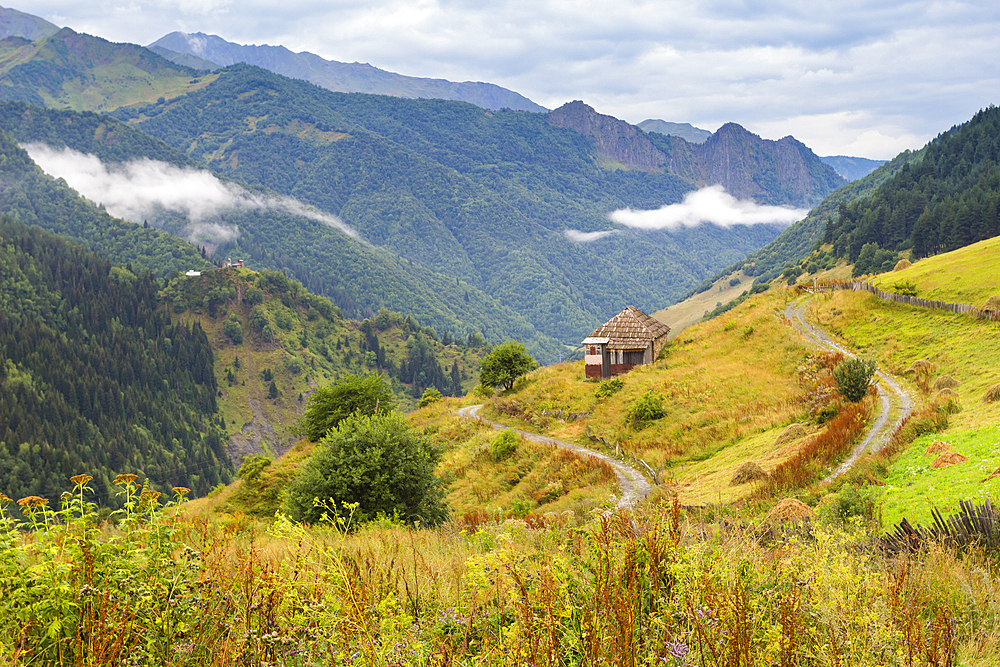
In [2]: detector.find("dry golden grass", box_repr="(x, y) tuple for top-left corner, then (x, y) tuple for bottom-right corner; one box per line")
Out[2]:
(893, 258), (913, 271)
(773, 423), (809, 448)
(984, 384), (1000, 403)
(930, 451), (969, 469)
(925, 440), (952, 456)
(764, 497), (815, 522)
(934, 375), (961, 391)
(982, 295), (1000, 312)
(730, 461), (767, 485)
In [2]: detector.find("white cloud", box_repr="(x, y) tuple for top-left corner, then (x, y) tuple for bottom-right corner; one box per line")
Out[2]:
(563, 228), (619, 243)
(609, 186), (807, 230)
(23, 143), (358, 248)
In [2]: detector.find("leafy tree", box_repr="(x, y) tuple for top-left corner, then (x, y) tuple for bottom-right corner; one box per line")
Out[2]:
(834, 357), (877, 402)
(298, 373), (396, 441)
(478, 341), (537, 391)
(223, 317), (243, 344)
(283, 411), (448, 525)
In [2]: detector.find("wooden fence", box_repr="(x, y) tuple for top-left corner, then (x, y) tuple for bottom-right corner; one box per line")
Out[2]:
(805, 279), (1000, 322)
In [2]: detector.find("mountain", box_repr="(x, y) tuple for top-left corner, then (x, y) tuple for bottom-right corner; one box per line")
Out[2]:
(147, 44), (220, 71)
(0, 27), (212, 111)
(820, 155), (886, 182)
(0, 217), (231, 505)
(554, 102), (845, 208)
(106, 65), (800, 356)
(0, 5), (58, 41)
(148, 31), (547, 113)
(638, 119), (711, 143)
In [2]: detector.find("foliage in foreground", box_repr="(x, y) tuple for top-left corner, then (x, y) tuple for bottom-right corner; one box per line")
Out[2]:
(4, 480), (996, 666)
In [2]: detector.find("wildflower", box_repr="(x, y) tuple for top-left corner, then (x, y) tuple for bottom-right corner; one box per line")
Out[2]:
(0, 493), (10, 503)
(61, 492), (73, 504)
(17, 496), (47, 508)
(172, 486), (191, 497)
(140, 488), (161, 502)
(70, 473), (93, 486)
(114, 474), (138, 485)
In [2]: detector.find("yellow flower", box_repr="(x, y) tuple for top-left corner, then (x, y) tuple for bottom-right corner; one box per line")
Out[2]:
(114, 474), (139, 485)
(17, 496), (48, 508)
(70, 474), (93, 486)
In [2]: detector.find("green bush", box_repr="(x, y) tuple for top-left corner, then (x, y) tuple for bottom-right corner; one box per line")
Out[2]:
(595, 378), (624, 399)
(297, 373), (396, 441)
(479, 340), (537, 391)
(628, 390), (665, 426)
(833, 357), (877, 402)
(488, 429), (519, 462)
(419, 387), (443, 407)
(222, 317), (243, 344)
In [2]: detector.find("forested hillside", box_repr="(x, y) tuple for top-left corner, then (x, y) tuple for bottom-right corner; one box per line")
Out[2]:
(111, 64), (793, 353)
(0, 218), (230, 505)
(824, 106), (1000, 262)
(0, 129), (211, 277)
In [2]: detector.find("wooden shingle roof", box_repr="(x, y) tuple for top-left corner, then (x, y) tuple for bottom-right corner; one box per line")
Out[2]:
(585, 306), (670, 350)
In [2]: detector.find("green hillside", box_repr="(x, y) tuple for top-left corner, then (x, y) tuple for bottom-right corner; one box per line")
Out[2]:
(112, 64), (793, 353)
(0, 28), (216, 111)
(0, 217), (230, 505)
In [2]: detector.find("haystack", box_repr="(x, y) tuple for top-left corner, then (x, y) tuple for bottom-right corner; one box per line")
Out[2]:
(773, 423), (809, 448)
(765, 498), (816, 523)
(936, 387), (960, 401)
(933, 375), (961, 391)
(906, 359), (935, 374)
(981, 295), (1000, 313)
(984, 384), (1000, 403)
(924, 441), (951, 456)
(930, 452), (969, 469)
(982, 467), (1000, 483)
(893, 259), (912, 271)
(730, 461), (768, 485)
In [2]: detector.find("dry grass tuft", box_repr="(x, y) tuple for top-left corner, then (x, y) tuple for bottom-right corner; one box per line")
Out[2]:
(981, 295), (1000, 312)
(773, 423), (809, 448)
(730, 461), (768, 486)
(933, 375), (961, 391)
(924, 440), (952, 456)
(764, 498), (816, 523)
(984, 384), (1000, 403)
(893, 259), (912, 271)
(906, 359), (935, 374)
(982, 467), (1000, 483)
(935, 387), (960, 401)
(930, 451), (969, 469)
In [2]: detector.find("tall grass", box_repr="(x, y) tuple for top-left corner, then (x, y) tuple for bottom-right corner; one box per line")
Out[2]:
(4, 476), (998, 665)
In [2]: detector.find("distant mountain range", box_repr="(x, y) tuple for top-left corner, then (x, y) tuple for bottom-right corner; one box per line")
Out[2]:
(818, 155), (887, 182)
(638, 119), (712, 144)
(148, 31), (548, 113)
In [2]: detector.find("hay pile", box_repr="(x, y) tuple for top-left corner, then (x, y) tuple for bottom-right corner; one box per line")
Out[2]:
(981, 295), (1000, 312)
(773, 423), (809, 448)
(933, 375), (961, 391)
(984, 384), (1000, 403)
(765, 498), (816, 523)
(906, 359), (935, 374)
(936, 387), (960, 401)
(983, 468), (1000, 483)
(730, 461), (768, 485)
(930, 452), (969, 469)
(924, 440), (952, 456)
(893, 259), (912, 271)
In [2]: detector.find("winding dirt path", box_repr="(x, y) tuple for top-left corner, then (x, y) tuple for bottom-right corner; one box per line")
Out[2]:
(785, 297), (913, 483)
(458, 404), (652, 511)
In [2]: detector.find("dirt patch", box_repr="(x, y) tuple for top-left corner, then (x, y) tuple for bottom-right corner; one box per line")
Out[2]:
(765, 498), (816, 523)
(930, 452), (969, 469)
(774, 423), (809, 448)
(924, 441), (952, 456)
(730, 461), (768, 485)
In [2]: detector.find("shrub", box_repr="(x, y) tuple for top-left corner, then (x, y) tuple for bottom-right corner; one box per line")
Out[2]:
(297, 373), (396, 441)
(595, 378), (624, 399)
(283, 411), (447, 525)
(628, 390), (665, 427)
(488, 429), (519, 462)
(222, 317), (243, 344)
(833, 357), (876, 402)
(419, 387), (443, 407)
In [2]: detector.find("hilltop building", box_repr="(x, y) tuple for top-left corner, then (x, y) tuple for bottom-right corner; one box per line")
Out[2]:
(582, 306), (670, 379)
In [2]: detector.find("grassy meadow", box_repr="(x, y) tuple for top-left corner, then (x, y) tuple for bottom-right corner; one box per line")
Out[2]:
(6, 237), (1000, 664)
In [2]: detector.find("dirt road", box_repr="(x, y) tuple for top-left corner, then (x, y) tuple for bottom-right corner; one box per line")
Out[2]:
(785, 297), (913, 483)
(457, 404), (652, 511)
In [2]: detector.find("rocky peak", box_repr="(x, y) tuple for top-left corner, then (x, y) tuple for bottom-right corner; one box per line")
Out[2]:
(547, 101), (666, 172)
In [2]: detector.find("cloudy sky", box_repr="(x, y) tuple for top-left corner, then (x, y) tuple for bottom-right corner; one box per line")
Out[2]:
(24, 0), (1000, 159)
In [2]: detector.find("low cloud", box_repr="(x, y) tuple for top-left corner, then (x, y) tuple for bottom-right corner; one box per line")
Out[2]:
(563, 228), (619, 243)
(23, 143), (358, 250)
(608, 185), (807, 231)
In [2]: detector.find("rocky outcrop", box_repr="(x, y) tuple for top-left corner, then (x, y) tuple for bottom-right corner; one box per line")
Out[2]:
(547, 101), (667, 172)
